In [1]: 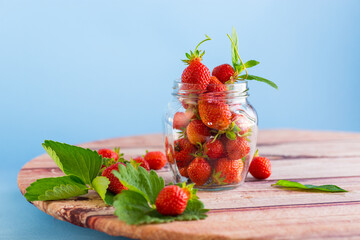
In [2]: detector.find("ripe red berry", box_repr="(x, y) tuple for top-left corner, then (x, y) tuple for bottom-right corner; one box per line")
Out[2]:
(173, 112), (190, 130)
(133, 156), (150, 171)
(155, 185), (189, 216)
(206, 76), (227, 93)
(98, 148), (119, 161)
(249, 155), (271, 179)
(225, 136), (250, 160)
(174, 138), (196, 167)
(198, 93), (232, 131)
(101, 162), (127, 194)
(213, 158), (244, 184)
(204, 139), (225, 160)
(144, 151), (167, 170)
(212, 64), (235, 83)
(231, 113), (251, 135)
(186, 119), (211, 145)
(187, 157), (212, 186)
(181, 60), (211, 92)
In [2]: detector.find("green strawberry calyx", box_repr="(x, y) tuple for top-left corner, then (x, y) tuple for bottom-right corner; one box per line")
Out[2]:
(182, 35), (211, 65)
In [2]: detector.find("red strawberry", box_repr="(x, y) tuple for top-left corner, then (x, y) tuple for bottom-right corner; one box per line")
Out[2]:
(155, 185), (189, 216)
(144, 151), (167, 170)
(174, 138), (196, 167)
(98, 148), (119, 161)
(231, 112), (251, 135)
(187, 157), (212, 186)
(181, 36), (212, 92)
(206, 76), (227, 93)
(249, 152), (271, 179)
(212, 64), (235, 83)
(213, 158), (244, 184)
(198, 93), (232, 130)
(133, 156), (150, 171)
(101, 162), (127, 194)
(173, 112), (191, 130)
(186, 119), (211, 145)
(181, 60), (211, 92)
(225, 136), (250, 160)
(178, 166), (189, 178)
(204, 139), (225, 160)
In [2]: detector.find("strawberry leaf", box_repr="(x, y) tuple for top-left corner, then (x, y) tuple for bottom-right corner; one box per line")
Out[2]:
(112, 163), (165, 206)
(239, 74), (278, 90)
(231, 27), (239, 68)
(272, 180), (348, 192)
(113, 190), (209, 225)
(42, 140), (102, 185)
(92, 176), (110, 202)
(237, 60), (260, 73)
(25, 176), (88, 201)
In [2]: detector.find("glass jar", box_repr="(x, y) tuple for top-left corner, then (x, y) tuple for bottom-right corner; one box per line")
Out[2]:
(164, 80), (258, 190)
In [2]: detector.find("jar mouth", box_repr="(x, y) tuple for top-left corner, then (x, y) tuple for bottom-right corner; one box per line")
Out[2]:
(172, 80), (249, 98)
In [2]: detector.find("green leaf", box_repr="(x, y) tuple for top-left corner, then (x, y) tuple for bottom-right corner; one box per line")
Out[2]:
(92, 176), (110, 201)
(25, 176), (88, 201)
(42, 140), (102, 185)
(112, 163), (165, 205)
(104, 191), (116, 206)
(239, 74), (278, 90)
(244, 60), (260, 68)
(231, 27), (239, 68)
(113, 190), (209, 225)
(272, 180), (348, 192)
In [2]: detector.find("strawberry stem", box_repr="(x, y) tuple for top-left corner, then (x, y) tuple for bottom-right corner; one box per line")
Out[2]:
(195, 35), (211, 52)
(227, 34), (248, 80)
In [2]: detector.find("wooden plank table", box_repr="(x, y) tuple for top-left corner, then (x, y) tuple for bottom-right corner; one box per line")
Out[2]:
(17, 130), (360, 239)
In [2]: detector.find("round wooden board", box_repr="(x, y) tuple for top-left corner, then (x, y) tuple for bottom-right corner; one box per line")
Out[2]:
(18, 130), (360, 239)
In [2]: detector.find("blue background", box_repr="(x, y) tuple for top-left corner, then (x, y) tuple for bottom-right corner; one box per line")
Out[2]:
(1, 0), (359, 239)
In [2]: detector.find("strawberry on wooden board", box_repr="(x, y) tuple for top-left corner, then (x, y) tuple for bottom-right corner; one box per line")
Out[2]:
(204, 139), (225, 160)
(155, 185), (189, 216)
(181, 35), (212, 92)
(174, 138), (197, 167)
(213, 158), (244, 184)
(101, 162), (127, 194)
(249, 150), (271, 179)
(98, 148), (119, 161)
(132, 156), (150, 171)
(225, 136), (250, 160)
(186, 119), (211, 145)
(206, 76), (227, 93)
(212, 64), (235, 84)
(144, 151), (167, 170)
(198, 93), (232, 131)
(187, 157), (212, 186)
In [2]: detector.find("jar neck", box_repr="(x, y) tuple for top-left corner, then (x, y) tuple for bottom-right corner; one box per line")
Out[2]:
(172, 80), (249, 103)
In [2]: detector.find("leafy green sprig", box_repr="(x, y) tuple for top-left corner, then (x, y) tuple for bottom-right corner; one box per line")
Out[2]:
(227, 27), (278, 90)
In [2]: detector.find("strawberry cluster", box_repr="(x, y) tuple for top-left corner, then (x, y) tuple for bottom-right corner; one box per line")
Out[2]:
(166, 34), (273, 188)
(98, 148), (167, 194)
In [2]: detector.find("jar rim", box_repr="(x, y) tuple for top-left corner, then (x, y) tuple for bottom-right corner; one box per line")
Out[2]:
(172, 79), (249, 98)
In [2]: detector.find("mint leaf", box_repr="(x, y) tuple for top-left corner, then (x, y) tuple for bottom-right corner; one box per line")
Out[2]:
(239, 74), (278, 90)
(113, 163), (165, 206)
(237, 60), (260, 73)
(92, 176), (110, 201)
(113, 190), (209, 225)
(42, 140), (102, 185)
(231, 27), (239, 68)
(272, 180), (348, 192)
(25, 176), (88, 201)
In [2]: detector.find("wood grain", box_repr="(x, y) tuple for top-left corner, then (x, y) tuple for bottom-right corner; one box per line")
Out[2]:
(17, 130), (360, 239)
